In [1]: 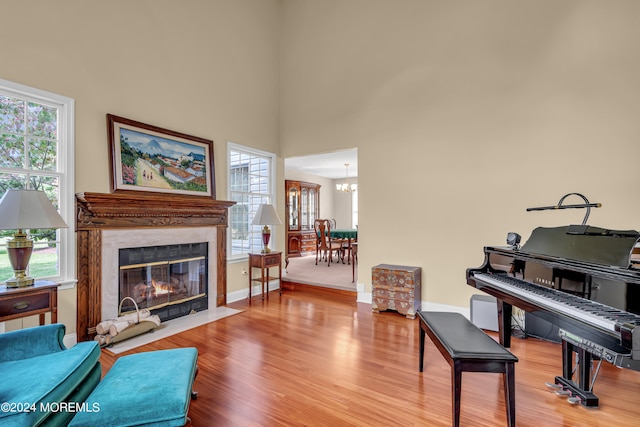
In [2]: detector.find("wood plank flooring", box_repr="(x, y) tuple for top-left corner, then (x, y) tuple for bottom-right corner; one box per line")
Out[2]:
(99, 284), (640, 426)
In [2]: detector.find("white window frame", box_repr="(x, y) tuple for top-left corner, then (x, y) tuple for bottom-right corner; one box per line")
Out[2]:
(352, 189), (358, 229)
(227, 142), (277, 261)
(0, 79), (75, 287)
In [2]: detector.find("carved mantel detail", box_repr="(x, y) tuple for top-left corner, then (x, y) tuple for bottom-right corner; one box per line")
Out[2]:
(75, 191), (235, 342)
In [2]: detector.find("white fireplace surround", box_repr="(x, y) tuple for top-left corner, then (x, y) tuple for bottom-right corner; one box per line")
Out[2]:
(101, 226), (217, 321)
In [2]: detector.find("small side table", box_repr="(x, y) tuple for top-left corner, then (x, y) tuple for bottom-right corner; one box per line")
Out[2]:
(0, 280), (58, 324)
(248, 252), (282, 304)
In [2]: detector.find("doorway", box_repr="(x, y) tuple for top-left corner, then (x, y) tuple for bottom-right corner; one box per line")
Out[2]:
(283, 148), (358, 289)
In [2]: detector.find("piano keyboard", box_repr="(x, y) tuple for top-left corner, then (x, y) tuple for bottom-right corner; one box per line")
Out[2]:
(472, 272), (640, 335)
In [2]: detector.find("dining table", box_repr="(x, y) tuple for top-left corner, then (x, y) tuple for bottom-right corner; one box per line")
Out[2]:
(330, 229), (358, 240)
(322, 228), (358, 264)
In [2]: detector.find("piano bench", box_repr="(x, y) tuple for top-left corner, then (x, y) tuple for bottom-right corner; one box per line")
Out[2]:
(418, 311), (518, 427)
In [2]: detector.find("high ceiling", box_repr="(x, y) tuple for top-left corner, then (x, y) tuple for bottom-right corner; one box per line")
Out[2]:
(284, 149), (358, 179)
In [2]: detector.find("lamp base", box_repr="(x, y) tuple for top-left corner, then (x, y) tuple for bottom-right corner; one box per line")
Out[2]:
(5, 230), (35, 288)
(5, 276), (35, 288)
(261, 225), (272, 253)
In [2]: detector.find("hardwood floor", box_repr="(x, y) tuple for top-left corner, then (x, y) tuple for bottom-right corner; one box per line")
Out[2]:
(99, 285), (640, 426)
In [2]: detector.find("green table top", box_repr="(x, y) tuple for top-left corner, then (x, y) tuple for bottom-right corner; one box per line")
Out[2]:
(319, 229), (357, 239)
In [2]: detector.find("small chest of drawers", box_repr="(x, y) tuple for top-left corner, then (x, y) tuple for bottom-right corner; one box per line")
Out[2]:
(372, 264), (421, 319)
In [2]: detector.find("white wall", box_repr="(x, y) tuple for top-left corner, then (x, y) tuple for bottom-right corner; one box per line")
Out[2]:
(1, 0), (281, 333)
(281, 0), (640, 308)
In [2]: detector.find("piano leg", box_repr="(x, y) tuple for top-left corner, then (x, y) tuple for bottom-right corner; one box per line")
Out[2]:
(497, 299), (513, 348)
(555, 340), (599, 407)
(578, 348), (593, 392)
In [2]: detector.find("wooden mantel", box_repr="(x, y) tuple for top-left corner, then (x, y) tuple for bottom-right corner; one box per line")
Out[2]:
(75, 191), (235, 342)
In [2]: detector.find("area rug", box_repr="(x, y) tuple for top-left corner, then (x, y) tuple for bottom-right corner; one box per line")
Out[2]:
(104, 306), (243, 354)
(284, 254), (356, 291)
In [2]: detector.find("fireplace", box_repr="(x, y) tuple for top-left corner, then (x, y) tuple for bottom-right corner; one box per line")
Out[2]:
(100, 226), (218, 324)
(76, 192), (235, 342)
(118, 242), (208, 322)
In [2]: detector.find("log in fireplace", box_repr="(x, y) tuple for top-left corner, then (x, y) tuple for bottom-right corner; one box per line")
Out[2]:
(75, 192), (235, 342)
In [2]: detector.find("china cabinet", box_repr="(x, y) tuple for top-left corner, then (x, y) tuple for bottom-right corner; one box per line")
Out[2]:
(285, 180), (320, 257)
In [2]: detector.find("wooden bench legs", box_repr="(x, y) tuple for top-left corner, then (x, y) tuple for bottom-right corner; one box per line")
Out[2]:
(418, 311), (517, 427)
(448, 359), (516, 427)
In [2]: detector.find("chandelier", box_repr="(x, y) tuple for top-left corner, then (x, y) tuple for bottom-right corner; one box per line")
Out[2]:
(336, 163), (357, 193)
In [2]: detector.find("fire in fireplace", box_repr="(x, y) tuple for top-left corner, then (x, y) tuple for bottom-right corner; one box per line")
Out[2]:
(118, 242), (208, 322)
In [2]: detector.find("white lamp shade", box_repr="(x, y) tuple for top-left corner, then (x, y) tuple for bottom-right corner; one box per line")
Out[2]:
(0, 189), (68, 230)
(251, 204), (282, 226)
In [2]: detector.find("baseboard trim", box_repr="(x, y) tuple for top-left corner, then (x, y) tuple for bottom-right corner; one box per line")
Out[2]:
(227, 280), (281, 303)
(227, 284), (469, 319)
(64, 332), (77, 348)
(357, 291), (469, 318)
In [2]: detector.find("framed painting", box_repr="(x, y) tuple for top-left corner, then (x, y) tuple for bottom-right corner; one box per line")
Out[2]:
(107, 114), (215, 199)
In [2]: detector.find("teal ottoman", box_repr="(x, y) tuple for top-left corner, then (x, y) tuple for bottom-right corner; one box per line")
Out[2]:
(69, 347), (198, 427)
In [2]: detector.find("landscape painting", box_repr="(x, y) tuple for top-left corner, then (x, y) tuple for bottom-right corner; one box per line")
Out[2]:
(107, 114), (215, 198)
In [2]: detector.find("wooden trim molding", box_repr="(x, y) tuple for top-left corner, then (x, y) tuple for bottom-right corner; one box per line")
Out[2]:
(75, 191), (235, 342)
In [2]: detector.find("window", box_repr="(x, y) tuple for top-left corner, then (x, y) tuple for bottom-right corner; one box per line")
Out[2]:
(228, 143), (276, 259)
(352, 189), (358, 229)
(0, 79), (75, 285)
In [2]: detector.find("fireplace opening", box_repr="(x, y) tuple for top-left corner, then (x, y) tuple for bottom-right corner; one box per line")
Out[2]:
(118, 242), (209, 322)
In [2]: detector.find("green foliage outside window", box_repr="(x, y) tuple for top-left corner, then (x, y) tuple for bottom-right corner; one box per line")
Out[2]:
(0, 93), (62, 279)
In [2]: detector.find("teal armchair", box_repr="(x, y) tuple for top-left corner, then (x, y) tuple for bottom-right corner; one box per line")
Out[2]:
(0, 324), (101, 427)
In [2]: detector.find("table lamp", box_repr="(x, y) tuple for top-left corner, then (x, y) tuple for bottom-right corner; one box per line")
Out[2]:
(251, 204), (282, 253)
(0, 189), (68, 287)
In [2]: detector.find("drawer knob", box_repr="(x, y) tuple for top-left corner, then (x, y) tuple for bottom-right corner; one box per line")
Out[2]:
(13, 301), (30, 310)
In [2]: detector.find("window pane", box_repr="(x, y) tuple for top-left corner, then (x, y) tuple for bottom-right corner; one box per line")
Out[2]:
(0, 95), (25, 133)
(0, 172), (26, 193)
(352, 190), (358, 229)
(0, 244), (13, 282)
(29, 174), (59, 196)
(30, 242), (60, 278)
(28, 136), (57, 171)
(0, 133), (25, 168)
(27, 102), (57, 139)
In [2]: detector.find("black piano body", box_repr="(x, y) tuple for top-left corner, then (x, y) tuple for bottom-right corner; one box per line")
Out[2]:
(466, 225), (640, 406)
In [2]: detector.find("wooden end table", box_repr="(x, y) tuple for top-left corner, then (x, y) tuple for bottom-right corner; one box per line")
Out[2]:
(0, 280), (58, 324)
(248, 252), (282, 304)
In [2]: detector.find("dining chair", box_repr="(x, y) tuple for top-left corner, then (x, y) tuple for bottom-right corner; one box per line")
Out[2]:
(329, 218), (348, 261)
(314, 219), (343, 266)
